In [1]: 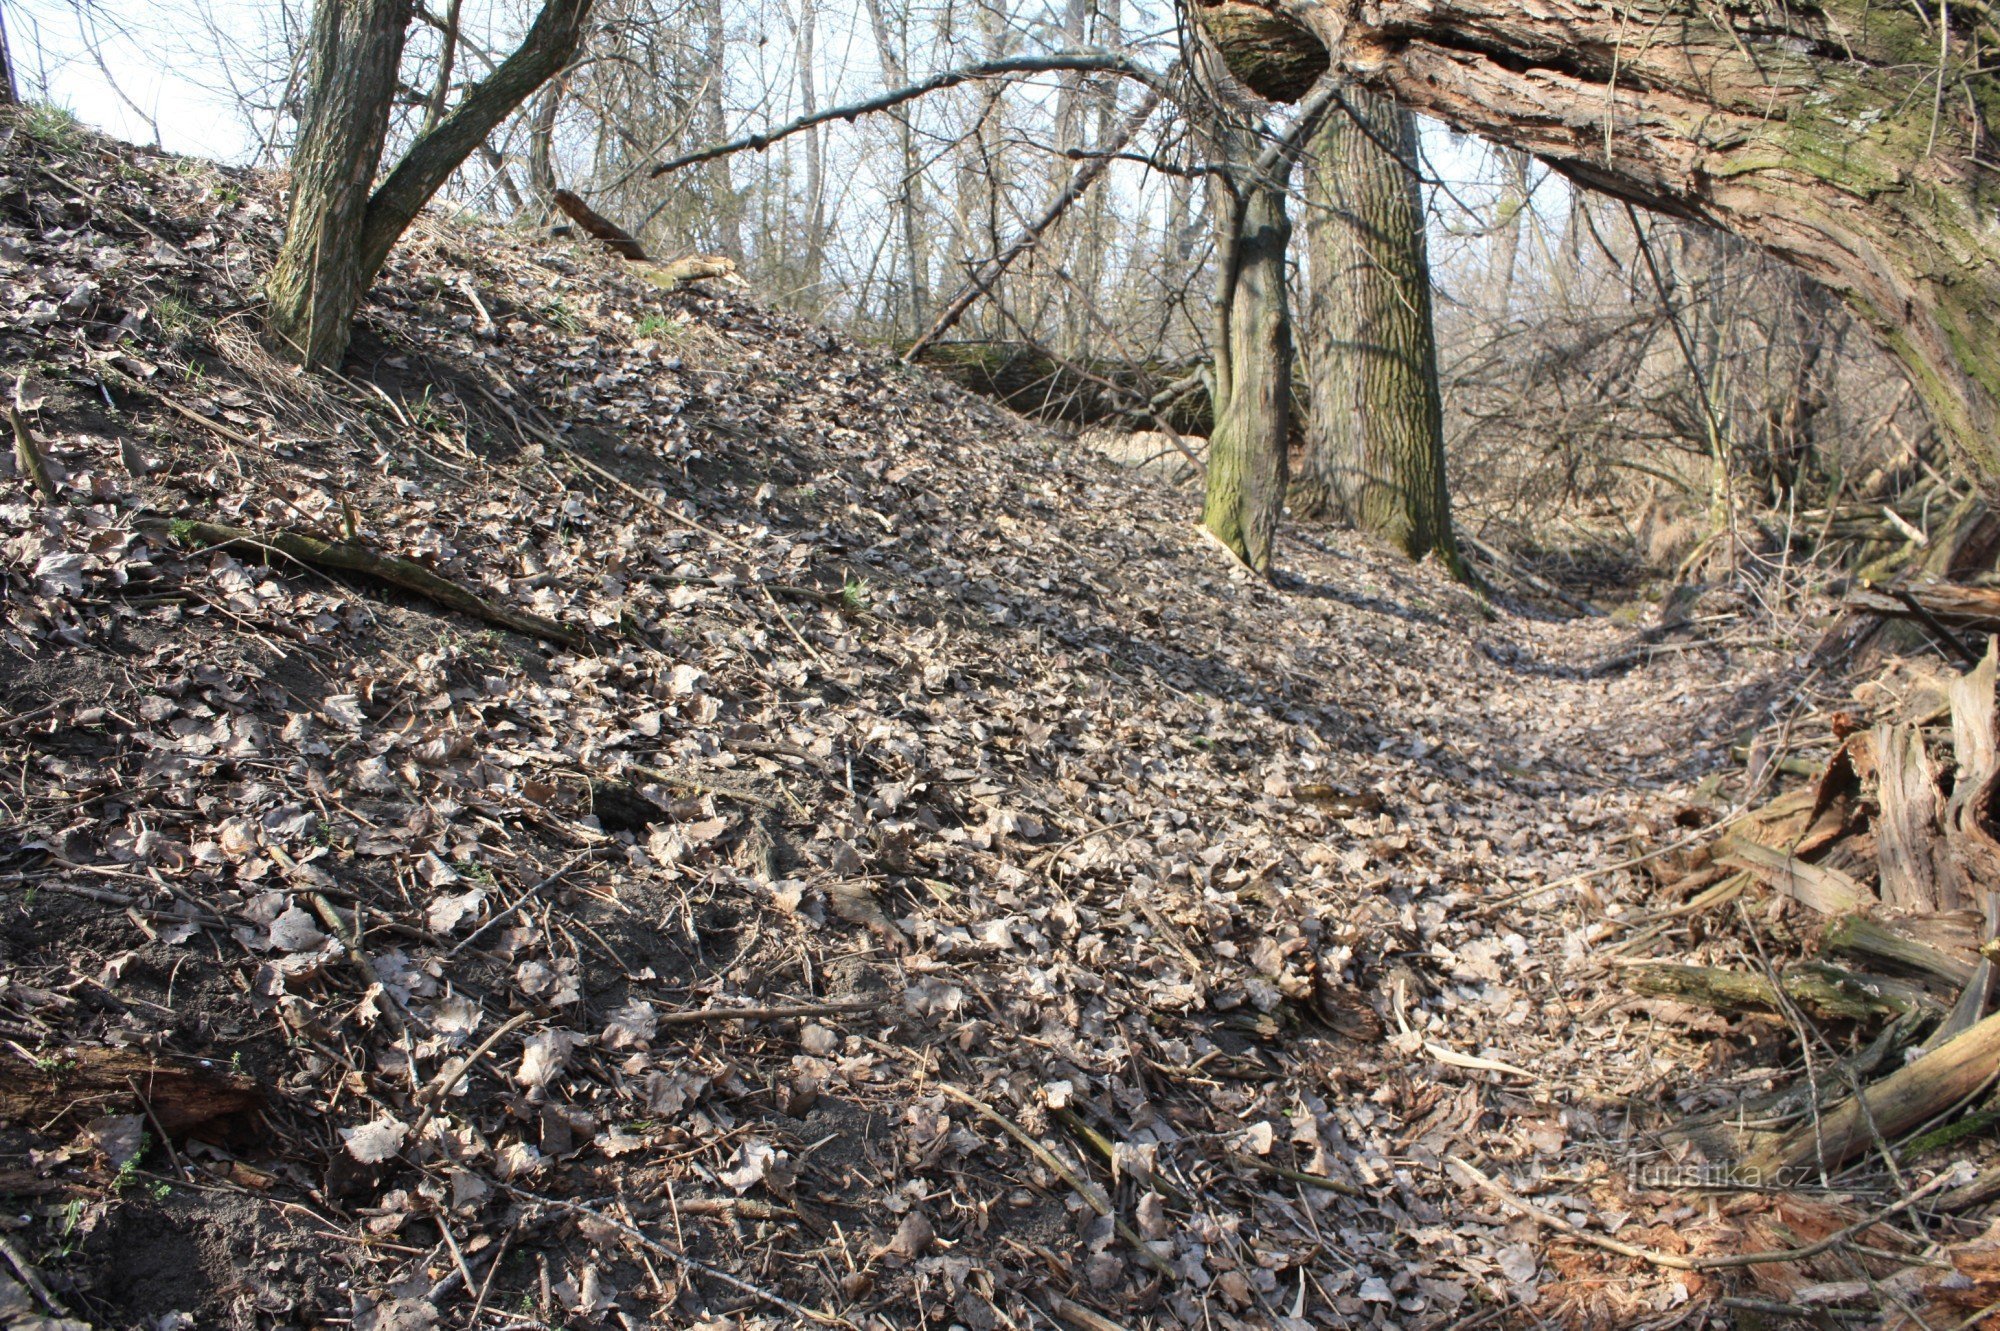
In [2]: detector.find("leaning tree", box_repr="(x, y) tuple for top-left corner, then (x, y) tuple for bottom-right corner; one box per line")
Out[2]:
(266, 0), (594, 368)
(1192, 0), (2000, 484)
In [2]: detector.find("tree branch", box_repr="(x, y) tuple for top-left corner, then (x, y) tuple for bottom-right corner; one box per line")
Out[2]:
(357, 0), (596, 286)
(904, 82), (1166, 360)
(647, 51), (1165, 179)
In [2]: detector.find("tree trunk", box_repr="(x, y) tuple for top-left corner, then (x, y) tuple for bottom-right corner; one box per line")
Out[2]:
(1205, 0), (2000, 480)
(0, 1), (19, 106)
(263, 0), (411, 369)
(863, 0), (928, 326)
(697, 0), (741, 259)
(266, 0), (593, 369)
(1294, 87), (1459, 572)
(795, 0), (825, 296)
(1201, 130), (1301, 576)
(526, 84), (561, 213)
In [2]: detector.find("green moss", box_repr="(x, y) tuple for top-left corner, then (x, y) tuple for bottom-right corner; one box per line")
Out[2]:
(1198, 4), (1329, 103)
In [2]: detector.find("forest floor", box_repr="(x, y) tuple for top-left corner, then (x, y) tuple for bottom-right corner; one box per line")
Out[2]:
(0, 108), (1891, 1331)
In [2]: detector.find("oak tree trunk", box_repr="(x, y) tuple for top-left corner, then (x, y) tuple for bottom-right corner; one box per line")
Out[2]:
(1203, 0), (2000, 480)
(267, 0), (593, 369)
(1294, 88), (1459, 571)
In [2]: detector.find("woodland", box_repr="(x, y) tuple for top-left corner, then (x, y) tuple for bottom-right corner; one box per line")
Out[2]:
(5, 0), (2000, 1328)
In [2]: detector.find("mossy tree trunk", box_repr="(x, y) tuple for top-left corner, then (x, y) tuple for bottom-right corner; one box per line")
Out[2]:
(1200, 124), (1301, 575)
(1294, 88), (1460, 573)
(1198, 0), (2000, 481)
(266, 0), (594, 369)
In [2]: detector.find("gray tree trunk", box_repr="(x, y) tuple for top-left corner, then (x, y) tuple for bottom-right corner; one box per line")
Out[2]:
(1201, 156), (1297, 575)
(263, 0), (410, 369)
(266, 0), (593, 368)
(1294, 88), (1459, 572)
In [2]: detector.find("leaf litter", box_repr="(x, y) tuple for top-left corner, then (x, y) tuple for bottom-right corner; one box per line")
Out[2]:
(0, 110), (1870, 1329)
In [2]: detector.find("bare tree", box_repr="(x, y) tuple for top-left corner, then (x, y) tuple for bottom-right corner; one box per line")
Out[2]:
(1194, 66), (1334, 573)
(266, 0), (595, 368)
(1209, 0), (2000, 482)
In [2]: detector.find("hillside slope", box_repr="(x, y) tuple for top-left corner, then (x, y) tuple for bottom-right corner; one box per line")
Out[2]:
(0, 109), (1793, 1330)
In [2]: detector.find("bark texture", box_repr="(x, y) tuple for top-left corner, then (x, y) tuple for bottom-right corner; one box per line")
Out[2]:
(264, 0), (410, 369)
(1295, 87), (1457, 570)
(1201, 138), (1299, 575)
(267, 0), (593, 369)
(1228, 0), (2000, 478)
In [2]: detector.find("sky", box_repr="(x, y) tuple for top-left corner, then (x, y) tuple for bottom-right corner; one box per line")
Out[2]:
(7, 0), (278, 161)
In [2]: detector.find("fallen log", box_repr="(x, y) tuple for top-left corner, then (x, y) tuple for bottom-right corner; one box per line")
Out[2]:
(0, 1045), (261, 1137)
(906, 341), (1220, 436)
(1719, 837), (1873, 915)
(1848, 583), (2000, 636)
(1823, 914), (1977, 993)
(165, 519), (592, 650)
(553, 188), (647, 260)
(1745, 1008), (2000, 1179)
(1625, 962), (1927, 1023)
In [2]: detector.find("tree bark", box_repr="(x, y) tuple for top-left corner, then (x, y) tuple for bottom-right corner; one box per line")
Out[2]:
(0, 1), (19, 106)
(1209, 0), (2000, 479)
(1203, 173), (1294, 575)
(1199, 88), (1325, 575)
(266, 0), (593, 369)
(264, 0), (411, 369)
(1295, 87), (1459, 572)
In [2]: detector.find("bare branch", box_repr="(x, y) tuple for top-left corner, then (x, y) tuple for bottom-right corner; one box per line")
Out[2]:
(646, 51), (1165, 180)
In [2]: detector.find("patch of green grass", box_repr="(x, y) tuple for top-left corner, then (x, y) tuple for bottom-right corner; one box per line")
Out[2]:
(542, 297), (582, 334)
(22, 103), (85, 150)
(153, 292), (209, 344)
(634, 312), (674, 339)
(840, 574), (873, 614)
(414, 388), (457, 432)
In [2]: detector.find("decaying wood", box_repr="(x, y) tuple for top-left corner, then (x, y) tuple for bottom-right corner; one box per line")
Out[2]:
(1625, 962), (1922, 1024)
(0, 1045), (261, 1136)
(552, 188), (647, 260)
(169, 519), (591, 649)
(642, 254), (739, 289)
(1718, 837), (1871, 916)
(1850, 586), (2000, 638)
(1747, 1009), (2000, 1178)
(1873, 723), (1951, 912)
(1822, 914), (1977, 993)
(10, 404), (58, 501)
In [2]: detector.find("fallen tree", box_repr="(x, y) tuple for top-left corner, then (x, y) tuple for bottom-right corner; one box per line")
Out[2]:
(1199, 0), (2000, 480)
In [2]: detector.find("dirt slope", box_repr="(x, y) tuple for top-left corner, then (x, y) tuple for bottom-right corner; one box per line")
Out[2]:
(0, 108), (1799, 1330)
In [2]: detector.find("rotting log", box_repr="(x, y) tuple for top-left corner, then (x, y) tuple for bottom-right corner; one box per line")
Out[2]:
(1746, 1009), (2000, 1179)
(1850, 585), (2000, 638)
(906, 341), (1223, 435)
(1626, 962), (1925, 1023)
(0, 1046), (261, 1137)
(167, 519), (592, 649)
(553, 188), (648, 260)
(1823, 913), (1977, 993)
(1216, 0), (2000, 480)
